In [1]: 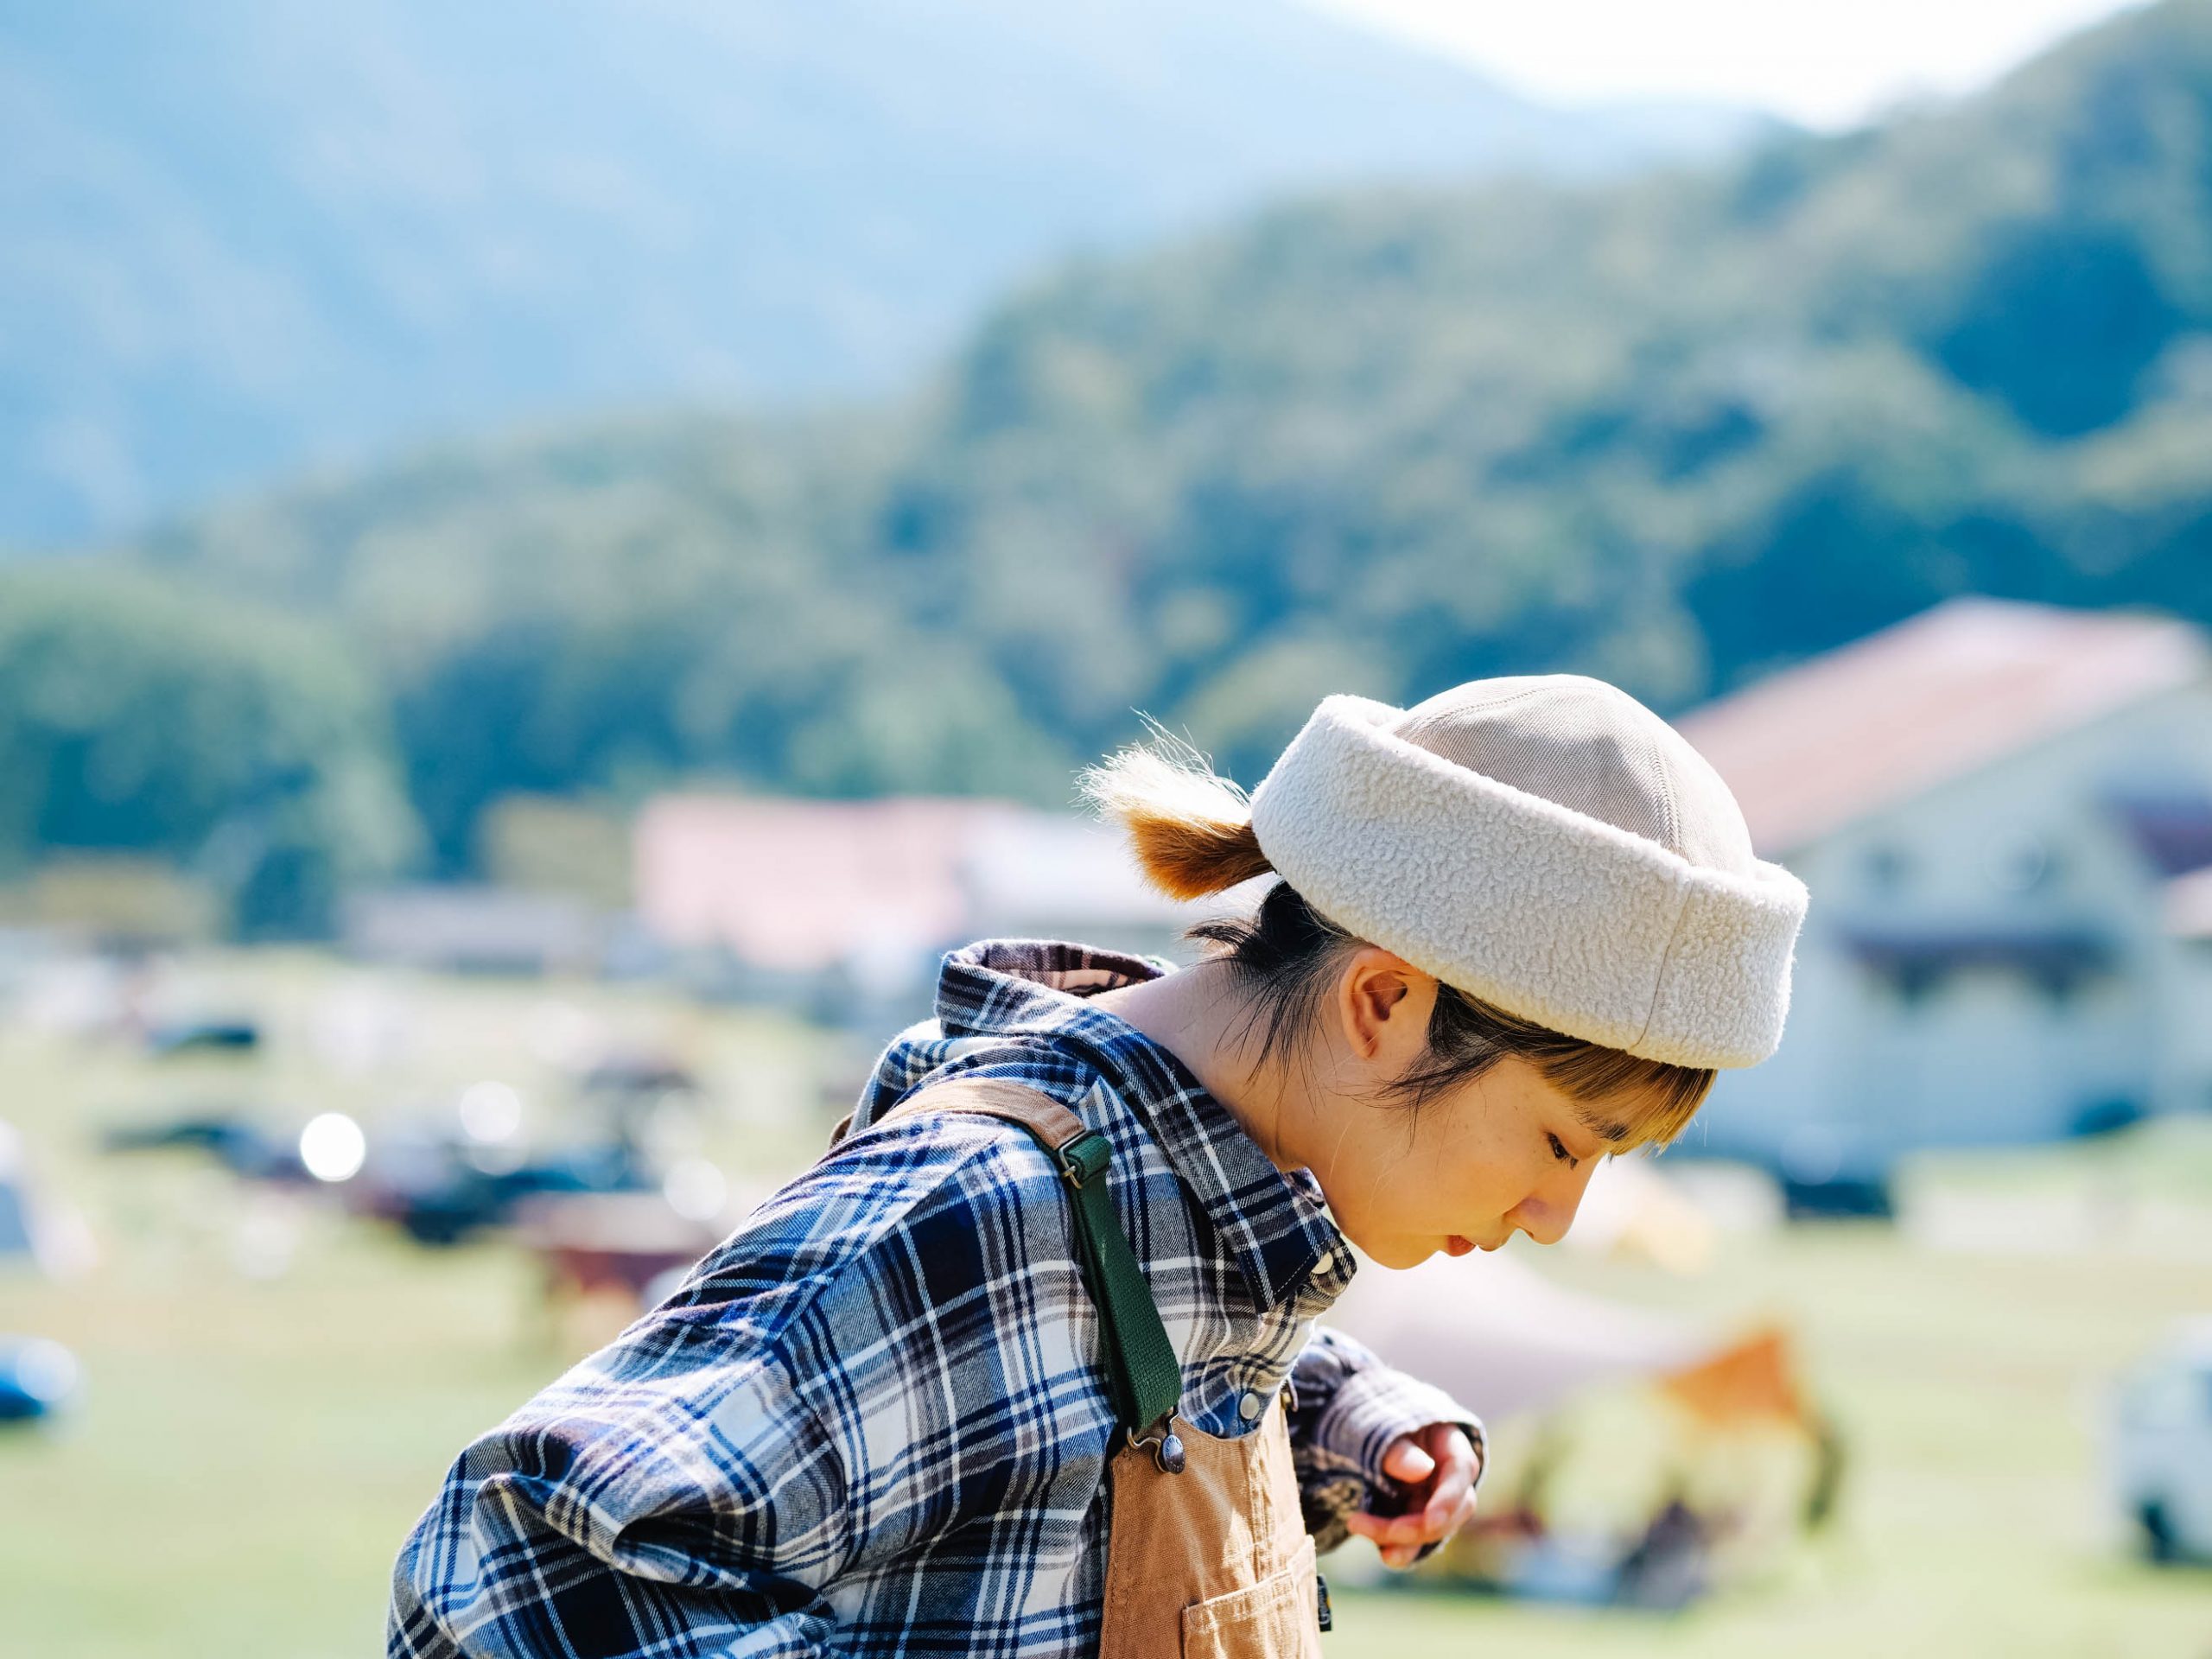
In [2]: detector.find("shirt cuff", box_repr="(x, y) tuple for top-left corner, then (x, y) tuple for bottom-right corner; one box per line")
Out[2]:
(1306, 1363), (1486, 1495)
(1304, 1364), (1484, 1563)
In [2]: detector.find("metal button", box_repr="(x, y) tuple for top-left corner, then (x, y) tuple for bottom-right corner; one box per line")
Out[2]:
(1237, 1389), (1265, 1421)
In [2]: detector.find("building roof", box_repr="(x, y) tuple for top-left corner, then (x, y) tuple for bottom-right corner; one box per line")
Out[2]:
(962, 814), (1191, 933)
(1675, 599), (2209, 855)
(634, 795), (1020, 972)
(636, 795), (1200, 976)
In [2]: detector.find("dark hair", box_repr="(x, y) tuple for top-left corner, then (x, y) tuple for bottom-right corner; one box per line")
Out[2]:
(1080, 727), (1715, 1146)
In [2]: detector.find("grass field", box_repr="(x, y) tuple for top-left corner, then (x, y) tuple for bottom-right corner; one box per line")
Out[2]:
(3, 953), (2209, 1656)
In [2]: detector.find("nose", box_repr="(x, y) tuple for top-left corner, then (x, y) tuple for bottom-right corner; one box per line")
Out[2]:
(1508, 1160), (1599, 1247)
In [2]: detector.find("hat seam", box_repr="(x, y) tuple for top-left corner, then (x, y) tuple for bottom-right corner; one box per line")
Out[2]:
(1393, 682), (1564, 749)
(1650, 726), (1685, 856)
(1629, 877), (1694, 1058)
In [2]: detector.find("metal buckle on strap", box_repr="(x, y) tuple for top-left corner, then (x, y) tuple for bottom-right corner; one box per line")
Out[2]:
(1053, 1130), (1113, 1191)
(1128, 1414), (1186, 1475)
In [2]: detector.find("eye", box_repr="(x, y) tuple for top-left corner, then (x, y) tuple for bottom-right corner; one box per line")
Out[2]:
(1547, 1133), (1577, 1168)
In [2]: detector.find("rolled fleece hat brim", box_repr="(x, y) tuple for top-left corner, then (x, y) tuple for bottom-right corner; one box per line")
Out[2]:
(1247, 695), (1808, 1068)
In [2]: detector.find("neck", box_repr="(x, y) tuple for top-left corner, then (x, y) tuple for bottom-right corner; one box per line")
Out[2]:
(1090, 959), (1307, 1173)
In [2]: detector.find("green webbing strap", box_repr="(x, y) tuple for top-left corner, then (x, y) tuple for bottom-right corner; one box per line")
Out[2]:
(859, 1082), (1183, 1441)
(1047, 1128), (1185, 1440)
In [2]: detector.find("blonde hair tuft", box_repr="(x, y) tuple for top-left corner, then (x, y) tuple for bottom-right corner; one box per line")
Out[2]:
(1077, 720), (1274, 901)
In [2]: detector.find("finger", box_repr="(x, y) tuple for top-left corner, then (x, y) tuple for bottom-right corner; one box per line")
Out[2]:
(1411, 1496), (1469, 1546)
(1419, 1435), (1476, 1529)
(1344, 1510), (1427, 1545)
(1344, 1513), (1433, 1557)
(1371, 1500), (1452, 1548)
(1423, 1491), (1478, 1543)
(1387, 1497), (1478, 1557)
(1422, 1422), (1478, 1477)
(1382, 1438), (1436, 1484)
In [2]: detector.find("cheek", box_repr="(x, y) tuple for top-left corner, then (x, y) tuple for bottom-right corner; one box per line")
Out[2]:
(1306, 1125), (1448, 1240)
(1309, 1098), (1531, 1242)
(1414, 1104), (1527, 1218)
(1382, 1135), (1522, 1235)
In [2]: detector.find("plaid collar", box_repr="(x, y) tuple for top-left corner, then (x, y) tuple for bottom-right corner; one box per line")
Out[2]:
(931, 938), (1352, 1313)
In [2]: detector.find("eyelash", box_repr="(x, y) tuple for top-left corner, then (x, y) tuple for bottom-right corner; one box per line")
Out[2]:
(1548, 1133), (1577, 1168)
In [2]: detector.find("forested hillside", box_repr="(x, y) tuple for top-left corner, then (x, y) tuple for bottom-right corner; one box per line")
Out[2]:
(16, 0), (2212, 907)
(0, 0), (1754, 545)
(0, 567), (415, 931)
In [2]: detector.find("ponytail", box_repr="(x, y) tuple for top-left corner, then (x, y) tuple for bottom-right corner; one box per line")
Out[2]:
(1076, 723), (1274, 900)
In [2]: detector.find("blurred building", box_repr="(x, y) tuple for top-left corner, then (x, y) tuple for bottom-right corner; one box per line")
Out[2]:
(632, 794), (1192, 1016)
(2165, 865), (2212, 1107)
(342, 885), (607, 976)
(0, 857), (220, 955)
(1681, 598), (2212, 1185)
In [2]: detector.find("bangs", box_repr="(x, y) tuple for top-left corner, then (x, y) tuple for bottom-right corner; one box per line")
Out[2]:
(1436, 984), (1716, 1152)
(1549, 1049), (1714, 1152)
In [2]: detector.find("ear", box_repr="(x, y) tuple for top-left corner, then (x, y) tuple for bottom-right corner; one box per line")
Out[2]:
(1336, 946), (1431, 1061)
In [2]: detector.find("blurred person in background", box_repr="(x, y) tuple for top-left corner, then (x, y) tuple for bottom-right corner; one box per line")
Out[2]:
(388, 674), (1806, 1657)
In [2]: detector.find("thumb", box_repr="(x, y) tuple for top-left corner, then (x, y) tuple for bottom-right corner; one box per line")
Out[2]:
(1382, 1437), (1435, 1484)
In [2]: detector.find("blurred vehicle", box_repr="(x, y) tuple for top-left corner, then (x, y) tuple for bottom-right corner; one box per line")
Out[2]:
(1779, 1171), (1895, 1222)
(103, 1109), (308, 1183)
(0, 1337), (81, 1424)
(2108, 1319), (2212, 1563)
(580, 1052), (698, 1098)
(146, 1019), (260, 1057)
(103, 1091), (662, 1246)
(346, 1122), (652, 1247)
(575, 1048), (704, 1159)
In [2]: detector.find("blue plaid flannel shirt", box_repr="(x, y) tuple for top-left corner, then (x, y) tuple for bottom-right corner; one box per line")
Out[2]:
(390, 938), (1483, 1657)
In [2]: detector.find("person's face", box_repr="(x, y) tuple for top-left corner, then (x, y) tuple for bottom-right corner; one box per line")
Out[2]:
(1280, 948), (1625, 1269)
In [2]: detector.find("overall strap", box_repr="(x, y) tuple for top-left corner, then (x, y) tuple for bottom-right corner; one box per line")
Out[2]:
(864, 1078), (1184, 1446)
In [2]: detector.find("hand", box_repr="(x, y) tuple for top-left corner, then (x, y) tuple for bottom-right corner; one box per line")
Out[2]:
(1343, 1422), (1481, 1568)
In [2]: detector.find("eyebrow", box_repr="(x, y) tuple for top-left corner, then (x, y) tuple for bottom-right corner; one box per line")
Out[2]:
(1575, 1109), (1632, 1145)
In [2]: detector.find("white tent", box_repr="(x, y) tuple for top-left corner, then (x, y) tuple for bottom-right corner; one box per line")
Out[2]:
(0, 1121), (94, 1279)
(1327, 1247), (1721, 1424)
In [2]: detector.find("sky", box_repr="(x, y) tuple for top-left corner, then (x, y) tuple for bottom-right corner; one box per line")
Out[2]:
(1308, 0), (2148, 128)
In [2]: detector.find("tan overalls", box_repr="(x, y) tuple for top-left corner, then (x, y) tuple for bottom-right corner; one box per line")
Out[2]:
(835, 1077), (1328, 1658)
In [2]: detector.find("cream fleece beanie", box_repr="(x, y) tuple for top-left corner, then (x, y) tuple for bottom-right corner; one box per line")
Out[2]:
(1246, 677), (1808, 1068)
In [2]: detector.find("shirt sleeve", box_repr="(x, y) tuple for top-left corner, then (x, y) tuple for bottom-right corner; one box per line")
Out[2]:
(1285, 1323), (1486, 1555)
(389, 1116), (1108, 1658)
(388, 1325), (858, 1658)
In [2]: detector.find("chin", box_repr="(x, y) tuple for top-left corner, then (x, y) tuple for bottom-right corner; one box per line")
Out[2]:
(1361, 1239), (1434, 1270)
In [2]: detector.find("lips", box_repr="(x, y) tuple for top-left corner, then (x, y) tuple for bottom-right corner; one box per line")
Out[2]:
(1445, 1235), (1477, 1257)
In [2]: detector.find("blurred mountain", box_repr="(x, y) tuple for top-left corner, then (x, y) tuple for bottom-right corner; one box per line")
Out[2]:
(49, 0), (2212, 881)
(849, 0), (2212, 779)
(0, 0), (1768, 545)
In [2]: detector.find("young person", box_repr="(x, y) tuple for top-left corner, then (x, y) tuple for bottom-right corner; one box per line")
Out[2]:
(390, 675), (1808, 1658)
